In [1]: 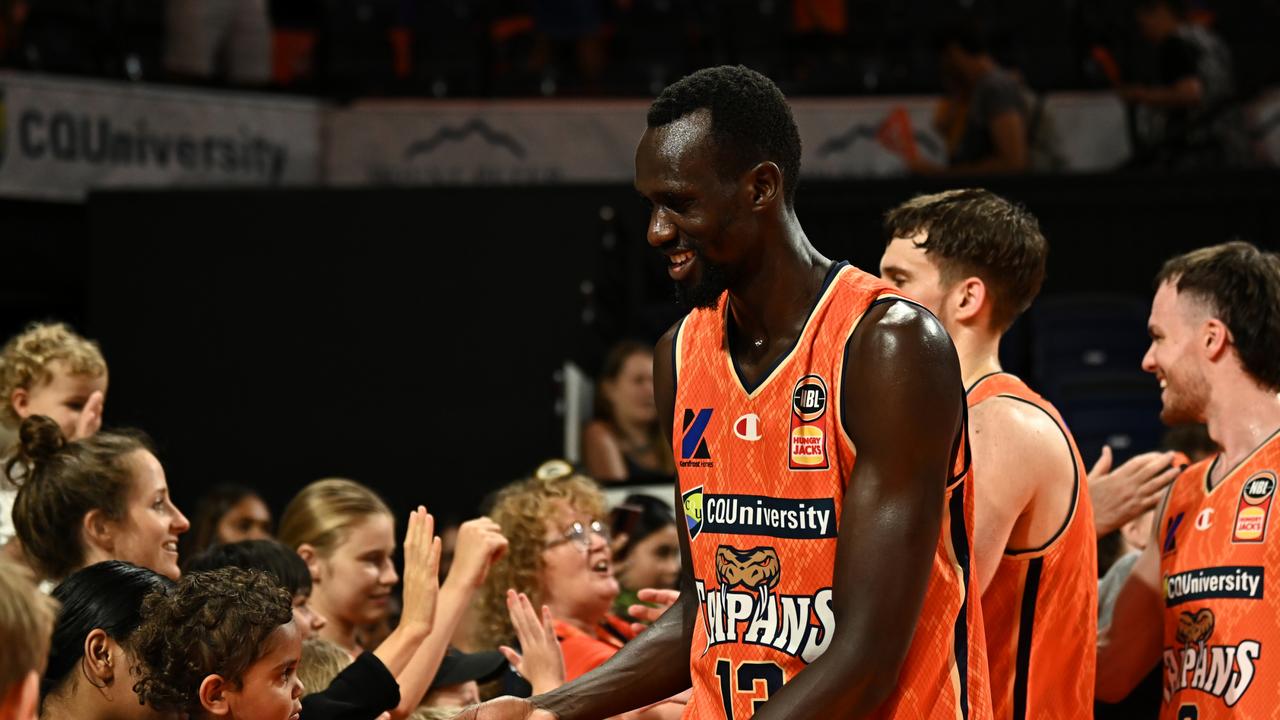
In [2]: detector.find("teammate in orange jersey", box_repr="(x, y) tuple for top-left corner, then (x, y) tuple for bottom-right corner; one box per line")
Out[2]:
(1097, 241), (1280, 719)
(878, 189), (1097, 720)
(460, 66), (991, 720)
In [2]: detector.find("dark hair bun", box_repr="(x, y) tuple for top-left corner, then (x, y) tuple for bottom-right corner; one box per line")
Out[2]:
(18, 415), (66, 464)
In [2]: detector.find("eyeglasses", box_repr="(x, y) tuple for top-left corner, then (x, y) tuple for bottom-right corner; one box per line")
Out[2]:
(545, 520), (609, 552)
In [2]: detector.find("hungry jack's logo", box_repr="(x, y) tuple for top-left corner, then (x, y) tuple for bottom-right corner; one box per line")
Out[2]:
(1233, 471), (1275, 543)
(788, 375), (829, 470)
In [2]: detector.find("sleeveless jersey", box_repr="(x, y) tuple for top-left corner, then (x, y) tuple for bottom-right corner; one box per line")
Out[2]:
(672, 262), (991, 720)
(966, 373), (1097, 720)
(1157, 429), (1280, 719)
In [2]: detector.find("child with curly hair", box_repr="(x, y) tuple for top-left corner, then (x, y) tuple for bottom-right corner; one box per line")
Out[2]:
(131, 567), (304, 720)
(0, 322), (108, 550)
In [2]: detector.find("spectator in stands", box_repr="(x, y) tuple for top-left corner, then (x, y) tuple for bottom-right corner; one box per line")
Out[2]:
(39, 561), (173, 720)
(910, 23), (1033, 175)
(178, 484), (274, 562)
(185, 539), (328, 639)
(608, 494), (679, 624)
(582, 341), (674, 484)
(164, 0), (272, 86)
(130, 567), (303, 719)
(0, 322), (107, 552)
(279, 481), (506, 718)
(10, 416), (189, 583)
(0, 557), (55, 720)
(1122, 0), (1248, 168)
(477, 460), (682, 716)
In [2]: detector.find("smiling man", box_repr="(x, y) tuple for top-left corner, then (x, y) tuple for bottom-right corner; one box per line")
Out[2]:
(461, 65), (991, 720)
(1097, 241), (1280, 719)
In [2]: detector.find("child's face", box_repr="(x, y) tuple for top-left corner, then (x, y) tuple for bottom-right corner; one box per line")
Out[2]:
(14, 360), (107, 440)
(224, 621), (304, 720)
(312, 513), (398, 629)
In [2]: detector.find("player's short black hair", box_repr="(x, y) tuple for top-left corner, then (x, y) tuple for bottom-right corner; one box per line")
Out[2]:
(647, 65), (802, 207)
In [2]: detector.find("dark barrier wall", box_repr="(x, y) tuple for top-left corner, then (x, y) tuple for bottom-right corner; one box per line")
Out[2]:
(79, 172), (1280, 522)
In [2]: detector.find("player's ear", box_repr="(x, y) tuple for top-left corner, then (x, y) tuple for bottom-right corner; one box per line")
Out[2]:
(747, 161), (783, 210)
(1202, 317), (1231, 360)
(953, 276), (987, 324)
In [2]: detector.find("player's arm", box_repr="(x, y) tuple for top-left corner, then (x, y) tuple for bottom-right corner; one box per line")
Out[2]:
(1095, 488), (1168, 701)
(529, 323), (696, 719)
(753, 301), (963, 719)
(970, 398), (1076, 592)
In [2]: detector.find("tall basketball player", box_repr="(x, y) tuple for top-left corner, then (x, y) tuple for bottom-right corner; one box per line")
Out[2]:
(1097, 241), (1280, 719)
(461, 66), (991, 720)
(879, 189), (1097, 720)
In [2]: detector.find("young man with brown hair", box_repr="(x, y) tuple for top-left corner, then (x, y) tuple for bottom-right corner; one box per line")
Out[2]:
(880, 188), (1097, 719)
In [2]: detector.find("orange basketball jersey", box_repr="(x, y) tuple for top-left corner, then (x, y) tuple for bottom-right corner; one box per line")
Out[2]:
(966, 373), (1097, 720)
(1158, 429), (1280, 719)
(672, 262), (992, 720)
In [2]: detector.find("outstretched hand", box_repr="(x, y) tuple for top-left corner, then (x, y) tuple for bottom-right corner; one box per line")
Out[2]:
(73, 390), (105, 440)
(446, 518), (509, 590)
(400, 506), (443, 631)
(627, 588), (680, 635)
(498, 590), (565, 696)
(1090, 446), (1182, 537)
(450, 697), (558, 720)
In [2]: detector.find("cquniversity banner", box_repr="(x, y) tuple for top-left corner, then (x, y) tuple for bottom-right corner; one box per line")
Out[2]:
(0, 72), (321, 201)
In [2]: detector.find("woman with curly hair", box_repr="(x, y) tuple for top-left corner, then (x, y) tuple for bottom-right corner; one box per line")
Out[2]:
(40, 561), (175, 720)
(475, 461), (683, 717)
(130, 566), (305, 720)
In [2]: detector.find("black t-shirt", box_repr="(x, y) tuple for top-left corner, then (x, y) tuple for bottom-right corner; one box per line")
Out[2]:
(302, 652), (401, 720)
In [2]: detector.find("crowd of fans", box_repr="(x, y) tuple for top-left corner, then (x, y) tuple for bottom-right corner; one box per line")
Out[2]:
(0, 245), (1219, 720)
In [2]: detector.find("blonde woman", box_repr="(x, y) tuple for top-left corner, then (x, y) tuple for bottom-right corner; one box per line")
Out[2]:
(477, 461), (683, 719)
(279, 479), (507, 719)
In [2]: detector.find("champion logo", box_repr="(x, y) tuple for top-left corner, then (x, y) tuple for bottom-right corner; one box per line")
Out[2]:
(1196, 508), (1215, 531)
(734, 413), (761, 441)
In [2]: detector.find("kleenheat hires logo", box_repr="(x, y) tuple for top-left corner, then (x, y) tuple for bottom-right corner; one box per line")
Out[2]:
(680, 408), (713, 468)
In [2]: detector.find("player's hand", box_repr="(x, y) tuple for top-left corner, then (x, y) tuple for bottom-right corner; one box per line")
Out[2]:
(628, 588), (680, 635)
(445, 518), (509, 590)
(399, 506), (442, 632)
(1090, 447), (1182, 537)
(498, 589), (565, 696)
(450, 697), (558, 720)
(72, 390), (104, 440)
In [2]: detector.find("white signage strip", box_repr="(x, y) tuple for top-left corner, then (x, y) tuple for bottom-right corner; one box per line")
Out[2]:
(0, 71), (322, 201)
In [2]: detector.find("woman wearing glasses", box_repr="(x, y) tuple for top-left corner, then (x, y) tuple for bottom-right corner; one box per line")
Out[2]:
(478, 461), (685, 718)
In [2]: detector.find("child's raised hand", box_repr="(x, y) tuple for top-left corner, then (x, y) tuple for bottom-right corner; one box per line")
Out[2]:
(498, 590), (565, 696)
(400, 506), (442, 632)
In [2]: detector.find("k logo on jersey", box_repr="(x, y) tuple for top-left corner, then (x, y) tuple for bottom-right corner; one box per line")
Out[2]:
(681, 408), (714, 468)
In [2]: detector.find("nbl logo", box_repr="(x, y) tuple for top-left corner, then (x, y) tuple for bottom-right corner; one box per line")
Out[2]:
(792, 376), (827, 421)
